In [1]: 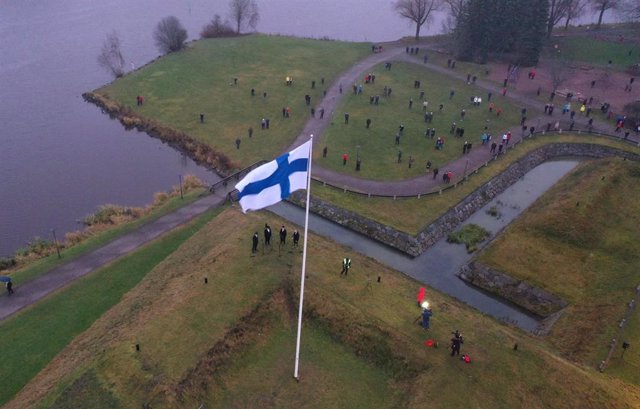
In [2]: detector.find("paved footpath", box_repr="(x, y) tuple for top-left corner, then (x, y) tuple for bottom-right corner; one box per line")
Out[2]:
(2, 45), (637, 324)
(0, 189), (233, 321)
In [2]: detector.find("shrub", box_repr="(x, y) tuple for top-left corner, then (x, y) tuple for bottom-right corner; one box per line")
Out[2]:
(447, 224), (490, 253)
(182, 174), (205, 191)
(154, 16), (188, 54)
(0, 257), (17, 271)
(65, 230), (90, 246)
(83, 204), (130, 226)
(153, 192), (170, 206)
(201, 15), (237, 38)
(486, 206), (501, 218)
(17, 237), (56, 257)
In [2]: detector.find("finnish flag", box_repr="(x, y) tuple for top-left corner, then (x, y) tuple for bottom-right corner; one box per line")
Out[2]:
(235, 140), (311, 213)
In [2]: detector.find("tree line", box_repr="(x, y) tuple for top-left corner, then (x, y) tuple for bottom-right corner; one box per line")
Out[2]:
(98, 0), (259, 78)
(394, 0), (639, 66)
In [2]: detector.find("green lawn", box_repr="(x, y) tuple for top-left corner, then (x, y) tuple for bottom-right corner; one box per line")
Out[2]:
(318, 62), (527, 180)
(0, 207), (220, 406)
(551, 35), (639, 68)
(6, 188), (206, 286)
(97, 35), (369, 168)
(477, 158), (640, 373)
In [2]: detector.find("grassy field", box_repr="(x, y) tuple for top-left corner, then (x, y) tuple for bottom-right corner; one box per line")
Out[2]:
(0, 207), (220, 407)
(6, 208), (637, 408)
(311, 133), (640, 235)
(550, 35), (639, 69)
(477, 158), (640, 377)
(317, 62), (526, 180)
(97, 35), (369, 168)
(5, 188), (206, 287)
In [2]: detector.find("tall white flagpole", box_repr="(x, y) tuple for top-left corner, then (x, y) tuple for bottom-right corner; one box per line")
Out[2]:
(294, 135), (313, 379)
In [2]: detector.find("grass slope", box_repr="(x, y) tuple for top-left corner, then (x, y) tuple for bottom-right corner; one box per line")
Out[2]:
(318, 62), (524, 180)
(0, 207), (219, 406)
(97, 35), (369, 167)
(8, 209), (638, 408)
(478, 158), (640, 376)
(551, 35), (639, 69)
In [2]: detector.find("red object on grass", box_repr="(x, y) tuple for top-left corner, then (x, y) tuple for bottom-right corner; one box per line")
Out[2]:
(464, 355), (471, 363)
(417, 287), (426, 303)
(425, 339), (434, 347)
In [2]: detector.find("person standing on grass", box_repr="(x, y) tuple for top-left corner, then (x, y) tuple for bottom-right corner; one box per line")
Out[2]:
(421, 307), (432, 329)
(264, 224), (272, 246)
(252, 232), (259, 253)
(450, 331), (463, 357)
(279, 225), (287, 245)
(341, 257), (351, 276)
(292, 229), (300, 248)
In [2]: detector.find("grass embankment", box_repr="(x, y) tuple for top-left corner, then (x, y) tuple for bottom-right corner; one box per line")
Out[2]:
(318, 62), (525, 180)
(550, 34), (639, 69)
(8, 209), (638, 408)
(4, 186), (206, 287)
(0, 208), (220, 407)
(478, 158), (640, 379)
(97, 35), (369, 168)
(311, 133), (639, 235)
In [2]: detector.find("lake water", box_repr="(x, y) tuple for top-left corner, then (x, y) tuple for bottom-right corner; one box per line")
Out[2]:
(0, 0), (617, 257)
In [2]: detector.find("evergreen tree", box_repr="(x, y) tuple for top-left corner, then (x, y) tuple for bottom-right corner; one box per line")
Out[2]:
(516, 0), (549, 66)
(454, 0), (548, 66)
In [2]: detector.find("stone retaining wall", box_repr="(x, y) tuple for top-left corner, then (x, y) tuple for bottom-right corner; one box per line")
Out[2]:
(292, 143), (640, 257)
(458, 261), (567, 317)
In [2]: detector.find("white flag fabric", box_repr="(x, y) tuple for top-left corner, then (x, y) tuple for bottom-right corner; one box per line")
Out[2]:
(235, 140), (311, 213)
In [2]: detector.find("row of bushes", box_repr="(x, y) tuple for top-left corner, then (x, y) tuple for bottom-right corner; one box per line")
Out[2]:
(83, 92), (237, 175)
(1, 175), (205, 272)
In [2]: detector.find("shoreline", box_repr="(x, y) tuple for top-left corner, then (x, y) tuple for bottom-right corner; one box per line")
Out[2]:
(82, 92), (235, 178)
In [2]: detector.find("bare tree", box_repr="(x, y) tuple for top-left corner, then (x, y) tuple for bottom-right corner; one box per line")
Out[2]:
(228, 0), (259, 34)
(549, 51), (572, 92)
(564, 0), (588, 29)
(590, 0), (620, 28)
(443, 0), (467, 22)
(394, 0), (443, 40)
(617, 0), (640, 21)
(441, 0), (467, 33)
(547, 0), (572, 37)
(201, 15), (237, 38)
(97, 31), (126, 78)
(153, 16), (188, 54)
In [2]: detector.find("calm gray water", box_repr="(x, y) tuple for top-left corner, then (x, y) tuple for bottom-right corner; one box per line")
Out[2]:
(0, 0), (617, 257)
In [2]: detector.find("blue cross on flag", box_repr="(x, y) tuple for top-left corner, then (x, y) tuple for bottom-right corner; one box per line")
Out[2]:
(235, 140), (311, 213)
